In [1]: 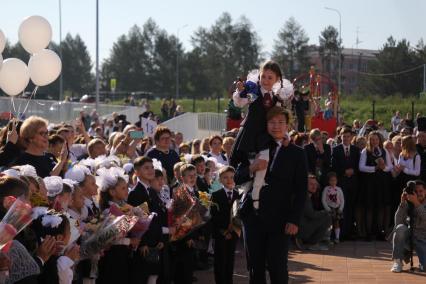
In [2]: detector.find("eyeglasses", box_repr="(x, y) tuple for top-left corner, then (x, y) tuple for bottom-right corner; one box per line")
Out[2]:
(37, 130), (49, 137)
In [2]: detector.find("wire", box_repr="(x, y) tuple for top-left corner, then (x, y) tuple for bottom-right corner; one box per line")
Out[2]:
(349, 64), (424, 77)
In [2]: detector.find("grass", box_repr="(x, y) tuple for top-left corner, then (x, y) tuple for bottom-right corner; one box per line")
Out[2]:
(339, 95), (426, 126)
(117, 94), (426, 128)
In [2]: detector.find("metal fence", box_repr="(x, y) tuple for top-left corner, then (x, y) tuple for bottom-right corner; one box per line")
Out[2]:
(0, 97), (140, 123)
(0, 96), (227, 140)
(163, 112), (227, 141)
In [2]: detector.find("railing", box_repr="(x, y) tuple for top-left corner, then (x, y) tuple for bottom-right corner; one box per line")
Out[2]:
(0, 96), (227, 140)
(163, 112), (226, 140)
(0, 97), (140, 123)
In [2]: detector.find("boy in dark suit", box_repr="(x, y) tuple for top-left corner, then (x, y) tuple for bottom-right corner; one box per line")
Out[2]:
(170, 164), (198, 283)
(128, 156), (162, 284)
(211, 166), (240, 284)
(191, 154), (209, 193)
(331, 127), (360, 240)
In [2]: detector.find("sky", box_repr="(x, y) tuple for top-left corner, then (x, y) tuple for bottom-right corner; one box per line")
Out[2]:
(1, 0), (425, 63)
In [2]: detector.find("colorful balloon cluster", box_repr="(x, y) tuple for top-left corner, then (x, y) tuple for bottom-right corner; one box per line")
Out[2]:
(0, 16), (62, 96)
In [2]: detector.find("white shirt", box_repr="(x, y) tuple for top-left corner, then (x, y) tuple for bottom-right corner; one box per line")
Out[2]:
(398, 154), (421, 176)
(343, 144), (351, 156)
(359, 148), (393, 173)
(209, 152), (228, 165)
(67, 208), (84, 222)
(232, 86), (273, 108)
(223, 187), (234, 198)
(391, 115), (401, 132)
(321, 186), (345, 211)
(57, 256), (74, 284)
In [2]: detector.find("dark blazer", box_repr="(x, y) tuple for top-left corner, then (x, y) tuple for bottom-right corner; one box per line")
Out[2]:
(140, 188), (163, 247)
(211, 188), (239, 239)
(127, 181), (150, 207)
(238, 141), (308, 231)
(304, 142), (332, 175)
(331, 144), (360, 177)
(232, 87), (277, 156)
(196, 176), (209, 193)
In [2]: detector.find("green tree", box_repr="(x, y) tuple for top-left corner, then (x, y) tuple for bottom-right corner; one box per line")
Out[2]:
(190, 13), (261, 98)
(360, 37), (422, 96)
(319, 26), (342, 82)
(102, 18), (184, 98)
(272, 17), (310, 79)
(59, 34), (94, 97)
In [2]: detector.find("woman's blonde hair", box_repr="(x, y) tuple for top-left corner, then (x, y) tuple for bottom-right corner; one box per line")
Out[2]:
(19, 116), (48, 142)
(366, 131), (384, 153)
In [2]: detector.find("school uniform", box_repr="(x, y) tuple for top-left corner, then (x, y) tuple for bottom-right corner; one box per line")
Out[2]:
(127, 180), (157, 284)
(97, 201), (133, 284)
(331, 144), (360, 239)
(211, 187), (239, 284)
(230, 86), (278, 168)
(239, 141), (308, 284)
(170, 185), (198, 284)
(196, 175), (210, 193)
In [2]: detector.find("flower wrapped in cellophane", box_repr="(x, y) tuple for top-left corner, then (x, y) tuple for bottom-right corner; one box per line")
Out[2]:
(168, 185), (211, 242)
(109, 202), (156, 239)
(80, 214), (138, 258)
(0, 197), (33, 252)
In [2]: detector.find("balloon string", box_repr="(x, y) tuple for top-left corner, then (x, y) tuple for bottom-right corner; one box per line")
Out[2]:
(10, 97), (17, 118)
(21, 86), (39, 116)
(16, 92), (24, 117)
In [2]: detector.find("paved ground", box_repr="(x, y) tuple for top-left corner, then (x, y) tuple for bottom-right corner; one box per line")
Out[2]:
(195, 240), (426, 283)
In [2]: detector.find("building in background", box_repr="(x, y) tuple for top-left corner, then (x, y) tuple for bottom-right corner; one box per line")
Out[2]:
(308, 47), (379, 95)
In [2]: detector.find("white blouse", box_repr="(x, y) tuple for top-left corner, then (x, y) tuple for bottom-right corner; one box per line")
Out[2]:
(397, 154), (421, 176)
(359, 148), (393, 173)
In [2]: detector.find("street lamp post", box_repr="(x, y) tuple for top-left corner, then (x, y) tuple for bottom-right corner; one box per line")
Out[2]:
(325, 7), (342, 96)
(59, 0), (63, 101)
(176, 24), (188, 100)
(95, 0), (100, 109)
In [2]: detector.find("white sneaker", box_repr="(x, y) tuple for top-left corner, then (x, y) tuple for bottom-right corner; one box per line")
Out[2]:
(419, 264), (424, 272)
(391, 259), (403, 273)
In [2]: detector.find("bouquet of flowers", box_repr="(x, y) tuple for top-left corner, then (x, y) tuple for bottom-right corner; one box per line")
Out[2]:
(109, 202), (156, 238)
(168, 185), (211, 242)
(0, 197), (33, 252)
(80, 214), (138, 258)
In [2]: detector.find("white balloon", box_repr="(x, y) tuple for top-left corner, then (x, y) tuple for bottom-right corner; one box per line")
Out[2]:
(0, 29), (5, 53)
(0, 58), (30, 96)
(28, 49), (62, 86)
(18, 15), (52, 54)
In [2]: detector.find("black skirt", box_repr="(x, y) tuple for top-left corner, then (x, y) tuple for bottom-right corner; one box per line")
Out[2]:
(358, 170), (392, 208)
(97, 245), (131, 284)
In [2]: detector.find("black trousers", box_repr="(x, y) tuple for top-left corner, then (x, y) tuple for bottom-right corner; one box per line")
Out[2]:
(170, 244), (194, 284)
(213, 236), (237, 284)
(243, 214), (289, 284)
(339, 175), (358, 239)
